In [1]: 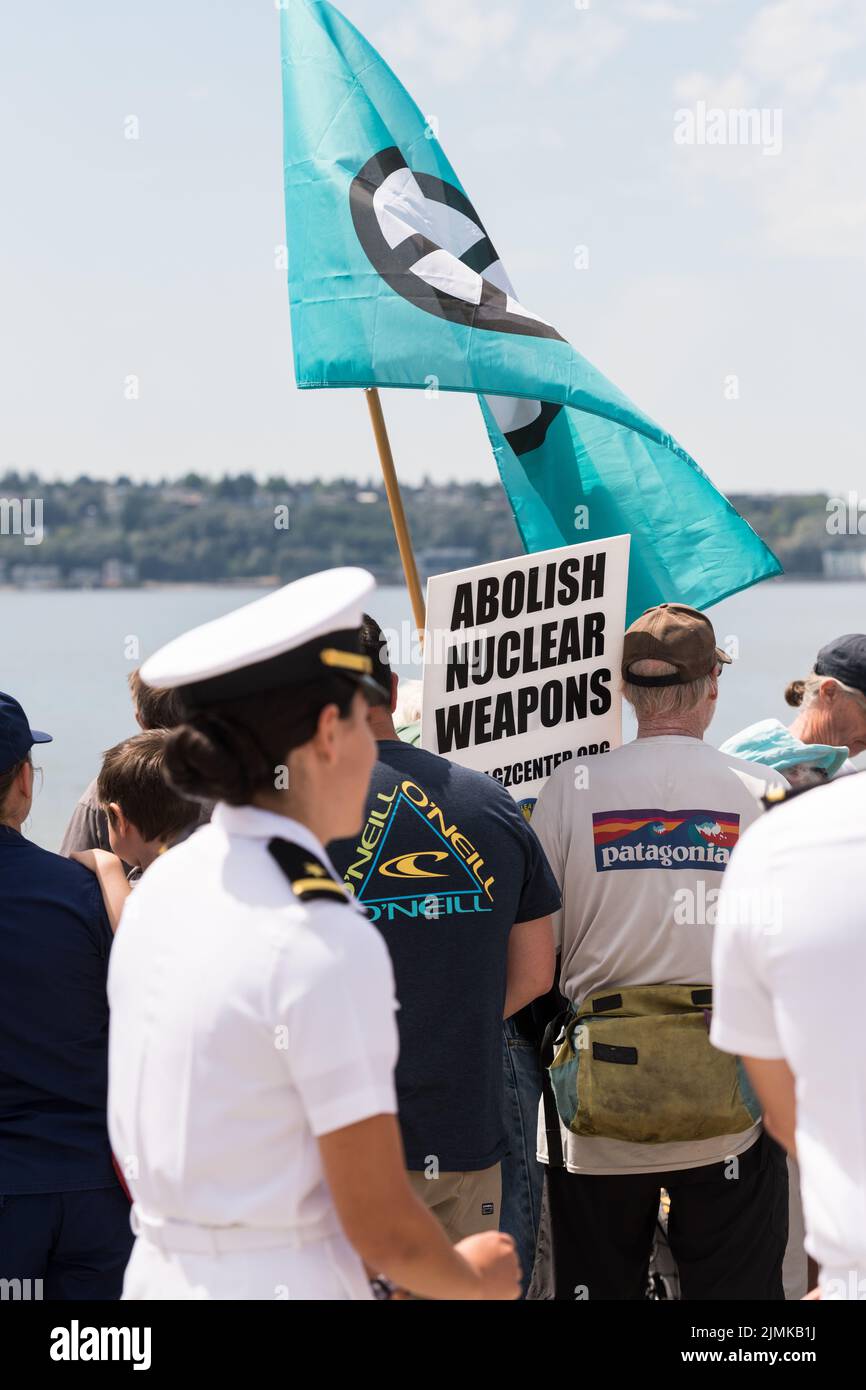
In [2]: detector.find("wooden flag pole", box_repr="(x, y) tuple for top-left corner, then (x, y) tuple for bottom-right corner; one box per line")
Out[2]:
(364, 387), (426, 633)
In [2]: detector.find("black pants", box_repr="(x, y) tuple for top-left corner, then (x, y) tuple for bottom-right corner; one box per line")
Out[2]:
(0, 1187), (134, 1300)
(528, 1131), (788, 1301)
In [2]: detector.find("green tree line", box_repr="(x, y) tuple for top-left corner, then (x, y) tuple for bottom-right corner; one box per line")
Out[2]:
(0, 472), (855, 586)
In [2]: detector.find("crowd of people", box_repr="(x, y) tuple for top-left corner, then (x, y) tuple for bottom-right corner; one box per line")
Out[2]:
(1, 569), (865, 1301)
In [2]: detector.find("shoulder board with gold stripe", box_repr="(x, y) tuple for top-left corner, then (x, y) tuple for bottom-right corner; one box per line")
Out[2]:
(761, 784), (818, 812)
(267, 838), (351, 906)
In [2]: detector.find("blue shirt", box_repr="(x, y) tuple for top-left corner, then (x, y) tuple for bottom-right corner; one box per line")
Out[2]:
(328, 741), (561, 1171)
(0, 826), (117, 1193)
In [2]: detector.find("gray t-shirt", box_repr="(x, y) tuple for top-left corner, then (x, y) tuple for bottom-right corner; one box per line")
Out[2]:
(59, 778), (113, 857)
(530, 735), (787, 1175)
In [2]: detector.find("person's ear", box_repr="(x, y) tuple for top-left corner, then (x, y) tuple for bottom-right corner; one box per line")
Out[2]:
(18, 761), (34, 798)
(310, 702), (342, 764)
(109, 803), (130, 837)
(390, 672), (399, 715)
(821, 679), (837, 704)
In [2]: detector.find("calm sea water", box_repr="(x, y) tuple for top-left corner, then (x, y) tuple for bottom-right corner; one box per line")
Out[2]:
(3, 579), (864, 851)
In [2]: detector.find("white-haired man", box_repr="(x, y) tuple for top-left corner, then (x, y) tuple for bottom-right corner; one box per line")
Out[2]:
(527, 603), (788, 1301)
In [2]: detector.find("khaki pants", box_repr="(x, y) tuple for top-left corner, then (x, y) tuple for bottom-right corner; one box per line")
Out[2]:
(408, 1164), (502, 1243)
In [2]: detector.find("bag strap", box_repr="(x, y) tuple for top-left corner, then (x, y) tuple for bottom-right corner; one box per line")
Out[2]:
(580, 984), (714, 1021)
(539, 1010), (571, 1170)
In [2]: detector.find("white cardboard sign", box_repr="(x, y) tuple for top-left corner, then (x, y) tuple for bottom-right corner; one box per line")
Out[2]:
(421, 536), (630, 810)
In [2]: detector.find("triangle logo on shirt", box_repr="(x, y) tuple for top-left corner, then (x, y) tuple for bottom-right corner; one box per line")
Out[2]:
(341, 785), (495, 922)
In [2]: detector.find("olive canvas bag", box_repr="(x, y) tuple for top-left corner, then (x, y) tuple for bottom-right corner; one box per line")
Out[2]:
(545, 984), (761, 1146)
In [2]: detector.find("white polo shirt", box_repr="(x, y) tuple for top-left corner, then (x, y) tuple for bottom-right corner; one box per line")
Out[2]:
(711, 772), (866, 1292)
(107, 804), (398, 1235)
(531, 735), (786, 1174)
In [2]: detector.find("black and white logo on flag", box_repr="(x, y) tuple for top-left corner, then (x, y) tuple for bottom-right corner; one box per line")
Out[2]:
(350, 147), (563, 456)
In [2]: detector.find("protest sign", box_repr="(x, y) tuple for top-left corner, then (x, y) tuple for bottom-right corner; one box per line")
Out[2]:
(421, 536), (630, 811)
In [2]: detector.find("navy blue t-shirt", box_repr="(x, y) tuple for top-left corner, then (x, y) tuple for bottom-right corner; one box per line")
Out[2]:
(328, 741), (561, 1171)
(0, 826), (117, 1193)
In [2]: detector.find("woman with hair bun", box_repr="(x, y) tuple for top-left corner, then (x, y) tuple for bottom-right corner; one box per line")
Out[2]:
(721, 633), (866, 787)
(106, 569), (519, 1302)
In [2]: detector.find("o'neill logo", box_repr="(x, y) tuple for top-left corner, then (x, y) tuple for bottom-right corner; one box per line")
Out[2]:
(349, 146), (563, 456)
(379, 850), (449, 879)
(592, 808), (741, 872)
(341, 778), (495, 922)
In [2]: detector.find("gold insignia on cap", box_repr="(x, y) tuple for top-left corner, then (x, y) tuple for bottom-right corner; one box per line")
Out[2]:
(319, 648), (373, 675)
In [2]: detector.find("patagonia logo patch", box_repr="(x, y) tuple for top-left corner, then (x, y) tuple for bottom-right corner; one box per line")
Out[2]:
(481, 1202), (495, 1217)
(592, 809), (741, 872)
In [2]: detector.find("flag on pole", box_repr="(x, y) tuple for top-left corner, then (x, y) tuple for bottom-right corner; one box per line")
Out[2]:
(279, 0), (781, 622)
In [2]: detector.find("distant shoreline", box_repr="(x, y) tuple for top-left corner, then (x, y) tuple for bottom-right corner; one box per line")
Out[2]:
(3, 573), (866, 595)
(0, 578), (281, 593)
(2, 576), (404, 592)
(2, 478), (861, 589)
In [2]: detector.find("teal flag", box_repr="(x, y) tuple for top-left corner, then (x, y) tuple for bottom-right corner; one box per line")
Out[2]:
(280, 0), (781, 622)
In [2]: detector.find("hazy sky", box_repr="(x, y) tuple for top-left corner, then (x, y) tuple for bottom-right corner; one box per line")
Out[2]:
(4, 0), (865, 494)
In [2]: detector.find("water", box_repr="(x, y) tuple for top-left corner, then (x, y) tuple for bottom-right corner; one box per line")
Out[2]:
(2, 579), (864, 851)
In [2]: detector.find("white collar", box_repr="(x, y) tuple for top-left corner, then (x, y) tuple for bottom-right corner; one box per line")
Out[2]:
(211, 803), (330, 865)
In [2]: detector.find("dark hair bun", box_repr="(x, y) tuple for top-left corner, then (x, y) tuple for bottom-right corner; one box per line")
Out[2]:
(784, 679), (806, 708)
(164, 714), (272, 805)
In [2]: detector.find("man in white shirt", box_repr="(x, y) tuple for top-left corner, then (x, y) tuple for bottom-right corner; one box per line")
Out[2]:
(711, 771), (866, 1300)
(528, 603), (789, 1300)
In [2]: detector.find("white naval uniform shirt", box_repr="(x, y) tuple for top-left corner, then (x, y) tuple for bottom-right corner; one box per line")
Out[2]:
(107, 804), (399, 1242)
(712, 772), (866, 1294)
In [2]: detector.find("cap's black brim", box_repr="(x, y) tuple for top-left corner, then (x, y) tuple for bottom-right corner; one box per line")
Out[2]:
(178, 629), (378, 707)
(30, 730), (53, 744)
(356, 674), (391, 708)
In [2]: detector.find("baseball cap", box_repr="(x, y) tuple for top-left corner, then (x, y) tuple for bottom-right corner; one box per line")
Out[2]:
(814, 634), (866, 699)
(0, 692), (53, 775)
(622, 603), (732, 687)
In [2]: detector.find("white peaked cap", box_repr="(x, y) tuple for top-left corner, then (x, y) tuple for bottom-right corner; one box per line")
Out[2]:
(140, 567), (381, 699)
